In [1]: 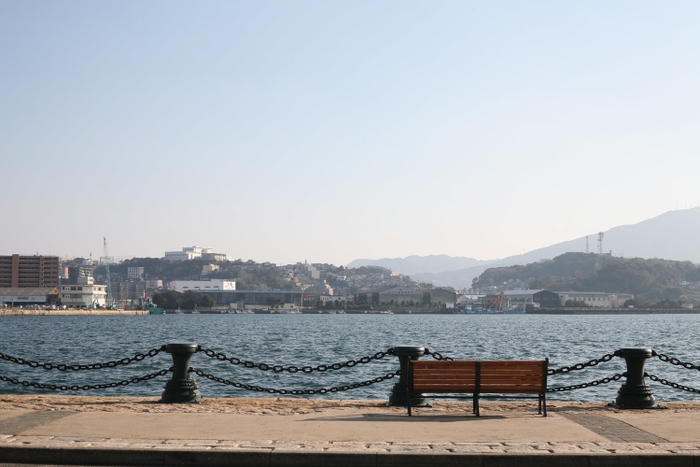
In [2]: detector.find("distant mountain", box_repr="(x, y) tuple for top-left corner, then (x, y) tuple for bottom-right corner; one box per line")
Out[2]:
(349, 208), (700, 289)
(346, 255), (493, 276)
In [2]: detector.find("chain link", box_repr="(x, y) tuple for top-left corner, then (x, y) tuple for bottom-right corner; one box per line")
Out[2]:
(0, 368), (171, 391)
(196, 346), (393, 373)
(190, 367), (400, 395)
(547, 372), (626, 392)
(0, 347), (166, 371)
(646, 373), (700, 394)
(652, 351), (700, 371)
(547, 352), (618, 375)
(424, 349), (454, 361)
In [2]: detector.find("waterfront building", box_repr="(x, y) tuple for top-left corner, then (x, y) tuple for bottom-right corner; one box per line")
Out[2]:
(355, 286), (424, 306)
(489, 289), (633, 309)
(59, 284), (107, 308)
(199, 289), (302, 309)
(0, 255), (59, 288)
(556, 291), (634, 308)
(0, 287), (61, 306)
(302, 293), (349, 307)
(424, 288), (457, 307)
(169, 279), (236, 293)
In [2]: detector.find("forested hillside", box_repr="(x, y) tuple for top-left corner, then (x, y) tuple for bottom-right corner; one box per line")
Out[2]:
(472, 253), (700, 302)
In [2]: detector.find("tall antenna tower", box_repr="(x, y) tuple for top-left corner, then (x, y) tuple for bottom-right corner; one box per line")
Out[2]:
(102, 237), (115, 309)
(586, 236), (589, 254)
(597, 232), (604, 255)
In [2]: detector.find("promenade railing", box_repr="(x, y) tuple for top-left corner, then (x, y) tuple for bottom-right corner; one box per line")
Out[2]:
(2, 344), (700, 408)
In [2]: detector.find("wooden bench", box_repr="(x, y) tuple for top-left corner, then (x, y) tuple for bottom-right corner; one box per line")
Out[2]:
(407, 359), (548, 417)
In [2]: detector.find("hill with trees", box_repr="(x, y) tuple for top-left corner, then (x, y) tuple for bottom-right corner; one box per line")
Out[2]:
(472, 252), (700, 304)
(95, 258), (298, 291)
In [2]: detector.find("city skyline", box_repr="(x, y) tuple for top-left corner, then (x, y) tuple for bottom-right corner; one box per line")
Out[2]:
(2, 1), (698, 266)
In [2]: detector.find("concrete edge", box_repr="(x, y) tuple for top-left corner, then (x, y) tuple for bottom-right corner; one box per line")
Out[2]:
(0, 446), (699, 467)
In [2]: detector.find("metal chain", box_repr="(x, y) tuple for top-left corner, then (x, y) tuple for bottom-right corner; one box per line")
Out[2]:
(646, 373), (700, 394)
(547, 352), (618, 375)
(652, 351), (700, 371)
(190, 367), (400, 395)
(196, 346), (394, 374)
(424, 349), (454, 361)
(547, 372), (626, 392)
(0, 368), (171, 391)
(0, 347), (166, 371)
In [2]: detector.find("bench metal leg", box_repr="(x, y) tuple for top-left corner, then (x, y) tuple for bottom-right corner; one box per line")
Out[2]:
(542, 394), (547, 417)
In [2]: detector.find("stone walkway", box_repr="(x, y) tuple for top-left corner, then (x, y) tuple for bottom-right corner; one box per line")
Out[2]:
(2, 400), (700, 465)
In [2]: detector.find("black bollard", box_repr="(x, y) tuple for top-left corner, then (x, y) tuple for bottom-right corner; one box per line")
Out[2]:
(611, 348), (657, 409)
(161, 343), (203, 403)
(388, 346), (430, 407)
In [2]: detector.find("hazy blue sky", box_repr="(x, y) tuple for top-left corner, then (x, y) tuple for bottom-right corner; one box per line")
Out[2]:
(1, 1), (698, 265)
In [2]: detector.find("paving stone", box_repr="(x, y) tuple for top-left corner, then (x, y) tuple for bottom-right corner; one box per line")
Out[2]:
(429, 443), (455, 450)
(270, 442), (305, 450)
(502, 443), (542, 453)
(53, 436), (104, 443)
(386, 445), (433, 452)
(449, 445), (497, 453)
(548, 444), (586, 453)
(325, 445), (375, 452)
(152, 444), (214, 450)
(217, 440), (243, 446)
(239, 439), (274, 446)
(594, 443), (643, 453)
(575, 442), (612, 453)
(164, 438), (218, 445)
(103, 438), (165, 445)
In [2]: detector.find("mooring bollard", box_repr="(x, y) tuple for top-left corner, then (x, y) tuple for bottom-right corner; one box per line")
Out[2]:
(388, 346), (430, 407)
(611, 347), (656, 409)
(161, 343), (203, 403)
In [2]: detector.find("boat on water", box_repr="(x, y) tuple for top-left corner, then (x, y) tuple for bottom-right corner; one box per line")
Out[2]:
(143, 298), (165, 315)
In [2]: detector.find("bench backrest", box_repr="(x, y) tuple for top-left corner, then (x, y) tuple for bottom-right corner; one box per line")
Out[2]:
(479, 360), (546, 394)
(411, 359), (547, 395)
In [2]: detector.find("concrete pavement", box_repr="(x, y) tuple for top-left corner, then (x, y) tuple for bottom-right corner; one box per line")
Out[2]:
(2, 400), (700, 466)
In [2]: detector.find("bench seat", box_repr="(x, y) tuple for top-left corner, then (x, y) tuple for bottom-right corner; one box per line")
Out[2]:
(408, 359), (548, 417)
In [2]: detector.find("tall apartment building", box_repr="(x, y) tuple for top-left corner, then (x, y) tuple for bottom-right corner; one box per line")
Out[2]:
(0, 255), (59, 288)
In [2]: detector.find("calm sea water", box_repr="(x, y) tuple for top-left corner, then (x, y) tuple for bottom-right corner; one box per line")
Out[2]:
(2, 314), (699, 403)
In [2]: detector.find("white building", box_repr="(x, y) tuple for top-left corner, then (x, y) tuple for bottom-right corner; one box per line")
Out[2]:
(60, 284), (107, 308)
(164, 246), (213, 261)
(557, 292), (634, 308)
(169, 279), (236, 293)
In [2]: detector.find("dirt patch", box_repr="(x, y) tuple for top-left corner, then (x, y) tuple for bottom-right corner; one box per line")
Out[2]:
(0, 395), (698, 415)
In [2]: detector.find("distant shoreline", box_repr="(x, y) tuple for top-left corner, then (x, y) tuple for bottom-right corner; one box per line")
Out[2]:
(0, 308), (148, 316)
(527, 308), (700, 315)
(1, 307), (698, 316)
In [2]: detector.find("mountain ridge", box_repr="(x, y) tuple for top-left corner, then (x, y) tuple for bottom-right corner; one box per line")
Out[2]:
(348, 208), (700, 289)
